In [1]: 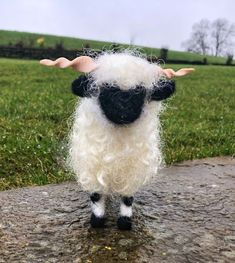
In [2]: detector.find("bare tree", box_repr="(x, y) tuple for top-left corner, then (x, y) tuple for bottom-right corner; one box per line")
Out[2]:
(183, 18), (235, 56)
(211, 18), (235, 56)
(182, 19), (210, 55)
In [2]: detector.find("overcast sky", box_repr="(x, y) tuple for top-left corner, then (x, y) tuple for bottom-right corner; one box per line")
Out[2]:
(0, 0), (234, 51)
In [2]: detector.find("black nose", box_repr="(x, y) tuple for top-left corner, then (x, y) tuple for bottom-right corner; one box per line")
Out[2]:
(98, 85), (146, 125)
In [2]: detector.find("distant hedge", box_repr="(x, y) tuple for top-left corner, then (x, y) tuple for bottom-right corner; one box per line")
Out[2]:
(0, 46), (232, 66)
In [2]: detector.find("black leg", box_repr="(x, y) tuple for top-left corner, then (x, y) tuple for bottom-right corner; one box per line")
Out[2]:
(117, 196), (134, 230)
(90, 193), (105, 228)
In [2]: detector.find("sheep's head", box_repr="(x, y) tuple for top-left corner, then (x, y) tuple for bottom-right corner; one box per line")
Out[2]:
(40, 53), (194, 125)
(40, 53), (194, 86)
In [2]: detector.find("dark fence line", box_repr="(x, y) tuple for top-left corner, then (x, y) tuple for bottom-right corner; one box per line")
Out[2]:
(0, 46), (90, 60)
(0, 46), (232, 66)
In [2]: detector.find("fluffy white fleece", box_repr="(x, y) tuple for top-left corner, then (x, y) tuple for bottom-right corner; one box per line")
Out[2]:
(68, 52), (164, 196)
(93, 52), (162, 90)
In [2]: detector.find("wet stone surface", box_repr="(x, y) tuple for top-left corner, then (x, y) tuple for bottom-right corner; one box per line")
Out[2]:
(0, 157), (234, 263)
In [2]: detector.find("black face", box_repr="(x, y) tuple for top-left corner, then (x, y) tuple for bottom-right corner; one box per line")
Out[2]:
(71, 75), (176, 125)
(98, 84), (146, 125)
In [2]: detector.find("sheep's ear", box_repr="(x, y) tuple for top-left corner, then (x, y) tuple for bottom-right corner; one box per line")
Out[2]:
(162, 68), (195, 78)
(151, 80), (175, 101)
(71, 75), (92, 97)
(40, 56), (97, 73)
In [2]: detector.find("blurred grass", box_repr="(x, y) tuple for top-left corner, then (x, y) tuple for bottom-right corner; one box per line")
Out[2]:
(0, 59), (77, 190)
(0, 30), (231, 64)
(161, 64), (235, 163)
(0, 30), (107, 50)
(0, 58), (235, 191)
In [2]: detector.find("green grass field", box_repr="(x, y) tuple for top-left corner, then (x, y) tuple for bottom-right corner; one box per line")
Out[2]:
(0, 30), (231, 64)
(0, 58), (235, 191)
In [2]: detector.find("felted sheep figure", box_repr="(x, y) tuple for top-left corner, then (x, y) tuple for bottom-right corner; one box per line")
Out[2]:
(40, 51), (194, 230)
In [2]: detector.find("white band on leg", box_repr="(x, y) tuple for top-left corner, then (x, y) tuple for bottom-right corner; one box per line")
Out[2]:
(120, 203), (133, 217)
(91, 197), (105, 218)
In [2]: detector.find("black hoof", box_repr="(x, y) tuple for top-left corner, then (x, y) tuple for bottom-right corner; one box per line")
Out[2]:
(117, 216), (132, 230)
(90, 213), (105, 228)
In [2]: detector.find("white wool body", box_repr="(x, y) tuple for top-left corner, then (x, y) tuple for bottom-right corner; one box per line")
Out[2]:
(68, 53), (164, 196)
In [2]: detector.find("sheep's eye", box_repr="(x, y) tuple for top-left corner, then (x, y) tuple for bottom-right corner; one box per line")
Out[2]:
(100, 83), (145, 93)
(100, 83), (118, 90)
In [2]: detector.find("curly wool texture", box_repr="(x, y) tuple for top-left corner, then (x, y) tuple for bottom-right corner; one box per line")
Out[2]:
(92, 52), (162, 90)
(68, 52), (164, 196)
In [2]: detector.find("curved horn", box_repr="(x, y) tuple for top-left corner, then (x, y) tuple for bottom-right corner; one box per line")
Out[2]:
(40, 56), (97, 73)
(162, 68), (195, 78)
